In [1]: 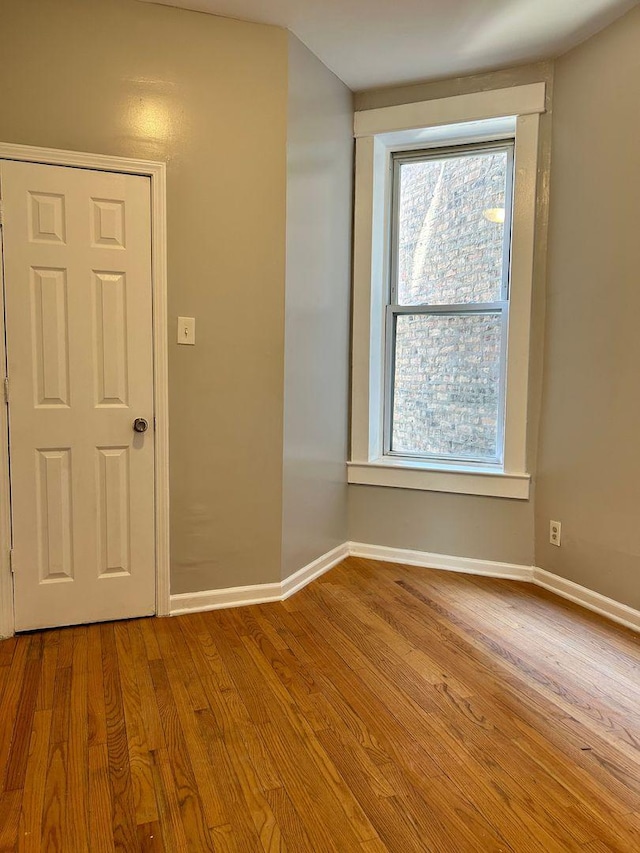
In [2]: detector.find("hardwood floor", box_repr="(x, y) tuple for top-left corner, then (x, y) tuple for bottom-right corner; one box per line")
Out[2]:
(1, 556), (640, 851)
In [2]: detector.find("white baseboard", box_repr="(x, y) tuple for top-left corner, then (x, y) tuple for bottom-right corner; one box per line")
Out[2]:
(533, 567), (640, 634)
(2, 534), (634, 635)
(169, 539), (640, 636)
(348, 541), (534, 581)
(169, 543), (349, 616)
(281, 543), (350, 599)
(348, 541), (640, 633)
(170, 581), (283, 616)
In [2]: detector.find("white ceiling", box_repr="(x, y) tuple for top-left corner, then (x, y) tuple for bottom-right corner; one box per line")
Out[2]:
(141, 0), (638, 90)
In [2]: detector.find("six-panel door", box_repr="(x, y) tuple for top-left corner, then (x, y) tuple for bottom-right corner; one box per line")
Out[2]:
(1, 160), (156, 631)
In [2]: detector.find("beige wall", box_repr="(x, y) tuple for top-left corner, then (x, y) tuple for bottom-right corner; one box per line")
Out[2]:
(349, 487), (535, 565)
(535, 5), (640, 609)
(348, 63), (553, 566)
(0, 0), (289, 595)
(281, 36), (353, 579)
(5, 0), (637, 610)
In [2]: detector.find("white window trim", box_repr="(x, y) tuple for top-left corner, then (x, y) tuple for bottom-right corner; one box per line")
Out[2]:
(349, 83), (545, 500)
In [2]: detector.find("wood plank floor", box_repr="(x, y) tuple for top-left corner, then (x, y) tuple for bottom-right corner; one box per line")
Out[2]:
(1, 556), (640, 851)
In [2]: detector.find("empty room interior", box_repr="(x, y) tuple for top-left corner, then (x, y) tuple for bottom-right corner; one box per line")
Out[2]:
(1, 0), (640, 849)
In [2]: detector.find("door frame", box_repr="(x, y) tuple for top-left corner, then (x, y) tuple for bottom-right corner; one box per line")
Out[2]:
(0, 143), (170, 637)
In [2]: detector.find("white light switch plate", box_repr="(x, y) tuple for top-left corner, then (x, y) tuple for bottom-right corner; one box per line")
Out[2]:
(177, 316), (195, 345)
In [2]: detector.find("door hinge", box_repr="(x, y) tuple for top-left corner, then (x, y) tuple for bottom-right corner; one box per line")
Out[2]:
(0, 201), (3, 227)
(9, 550), (14, 573)
(3, 377), (8, 404)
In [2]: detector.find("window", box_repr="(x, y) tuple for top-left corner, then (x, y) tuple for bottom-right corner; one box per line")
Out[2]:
(349, 84), (545, 499)
(387, 142), (514, 466)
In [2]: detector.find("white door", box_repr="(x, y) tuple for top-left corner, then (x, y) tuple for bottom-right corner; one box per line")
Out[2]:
(0, 160), (156, 631)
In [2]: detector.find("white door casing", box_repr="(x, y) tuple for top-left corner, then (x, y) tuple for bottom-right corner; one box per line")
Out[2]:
(1, 160), (157, 631)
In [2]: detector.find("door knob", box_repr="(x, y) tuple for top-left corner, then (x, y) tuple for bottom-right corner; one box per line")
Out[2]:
(133, 417), (149, 433)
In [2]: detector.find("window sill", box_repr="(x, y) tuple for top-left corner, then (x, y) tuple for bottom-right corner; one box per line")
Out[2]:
(347, 458), (530, 499)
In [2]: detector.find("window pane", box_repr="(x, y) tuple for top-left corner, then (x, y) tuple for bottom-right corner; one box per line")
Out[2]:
(392, 313), (502, 459)
(396, 150), (509, 306)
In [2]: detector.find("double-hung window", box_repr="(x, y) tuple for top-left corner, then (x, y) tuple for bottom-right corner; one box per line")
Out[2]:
(349, 84), (546, 499)
(386, 142), (514, 466)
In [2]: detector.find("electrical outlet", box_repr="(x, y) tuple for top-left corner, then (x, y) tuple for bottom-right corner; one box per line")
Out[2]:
(550, 520), (562, 547)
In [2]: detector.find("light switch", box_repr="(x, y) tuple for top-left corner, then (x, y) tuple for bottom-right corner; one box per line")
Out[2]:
(177, 316), (195, 345)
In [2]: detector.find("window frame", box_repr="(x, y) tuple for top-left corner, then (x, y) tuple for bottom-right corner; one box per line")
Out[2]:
(384, 140), (515, 467)
(348, 84), (545, 500)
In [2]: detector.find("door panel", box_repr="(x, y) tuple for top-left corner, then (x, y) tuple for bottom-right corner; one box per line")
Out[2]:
(94, 271), (129, 406)
(31, 266), (71, 407)
(97, 445), (130, 576)
(36, 447), (74, 581)
(1, 160), (155, 631)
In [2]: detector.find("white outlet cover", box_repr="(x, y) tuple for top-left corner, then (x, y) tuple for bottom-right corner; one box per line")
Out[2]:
(550, 520), (562, 546)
